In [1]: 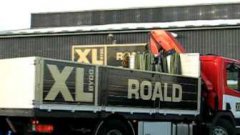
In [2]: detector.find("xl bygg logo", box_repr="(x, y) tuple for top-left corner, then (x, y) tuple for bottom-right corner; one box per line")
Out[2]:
(72, 44), (146, 66)
(44, 64), (95, 103)
(73, 47), (105, 65)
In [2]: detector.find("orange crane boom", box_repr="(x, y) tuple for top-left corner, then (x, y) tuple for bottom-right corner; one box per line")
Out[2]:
(149, 30), (185, 56)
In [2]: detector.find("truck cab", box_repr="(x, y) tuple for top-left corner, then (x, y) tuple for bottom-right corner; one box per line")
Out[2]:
(201, 55), (240, 134)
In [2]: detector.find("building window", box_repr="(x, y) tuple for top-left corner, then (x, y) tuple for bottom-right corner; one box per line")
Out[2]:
(226, 63), (240, 92)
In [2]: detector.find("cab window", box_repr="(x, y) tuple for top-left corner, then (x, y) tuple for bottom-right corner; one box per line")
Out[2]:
(226, 63), (240, 92)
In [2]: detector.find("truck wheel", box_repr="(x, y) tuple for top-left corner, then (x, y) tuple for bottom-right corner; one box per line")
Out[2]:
(94, 119), (134, 135)
(210, 119), (235, 135)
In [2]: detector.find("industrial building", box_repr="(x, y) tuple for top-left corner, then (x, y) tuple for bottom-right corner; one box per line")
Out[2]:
(0, 2), (240, 62)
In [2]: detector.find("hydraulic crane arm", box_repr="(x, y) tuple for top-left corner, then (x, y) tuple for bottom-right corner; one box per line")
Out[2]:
(149, 30), (215, 110)
(149, 30), (185, 56)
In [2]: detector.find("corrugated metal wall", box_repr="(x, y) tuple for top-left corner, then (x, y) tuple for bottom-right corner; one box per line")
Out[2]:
(177, 28), (240, 58)
(0, 32), (147, 60)
(31, 3), (240, 28)
(0, 27), (240, 60)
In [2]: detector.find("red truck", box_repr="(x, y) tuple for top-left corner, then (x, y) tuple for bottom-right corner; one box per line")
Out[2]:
(0, 30), (239, 135)
(149, 30), (240, 135)
(200, 55), (240, 135)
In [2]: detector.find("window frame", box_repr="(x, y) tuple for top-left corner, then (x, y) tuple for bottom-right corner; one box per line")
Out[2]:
(226, 63), (240, 92)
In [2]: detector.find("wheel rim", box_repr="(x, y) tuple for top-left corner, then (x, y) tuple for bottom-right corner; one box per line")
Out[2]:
(106, 129), (123, 135)
(212, 126), (228, 135)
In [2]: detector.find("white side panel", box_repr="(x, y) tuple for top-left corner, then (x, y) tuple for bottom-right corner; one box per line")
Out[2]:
(0, 57), (36, 109)
(138, 122), (171, 135)
(180, 53), (200, 77)
(223, 94), (240, 118)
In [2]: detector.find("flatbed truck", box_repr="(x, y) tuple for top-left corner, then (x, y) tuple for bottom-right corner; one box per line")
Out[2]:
(0, 30), (240, 135)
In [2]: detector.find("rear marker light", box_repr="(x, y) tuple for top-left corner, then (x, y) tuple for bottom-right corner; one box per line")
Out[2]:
(35, 124), (54, 133)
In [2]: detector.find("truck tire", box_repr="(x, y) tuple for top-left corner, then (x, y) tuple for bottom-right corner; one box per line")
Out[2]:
(94, 119), (134, 135)
(210, 119), (235, 135)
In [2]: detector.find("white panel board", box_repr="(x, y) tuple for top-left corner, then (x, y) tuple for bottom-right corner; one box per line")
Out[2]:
(0, 57), (36, 109)
(180, 53), (200, 77)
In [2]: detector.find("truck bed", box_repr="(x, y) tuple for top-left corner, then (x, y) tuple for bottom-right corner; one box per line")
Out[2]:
(0, 57), (201, 117)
